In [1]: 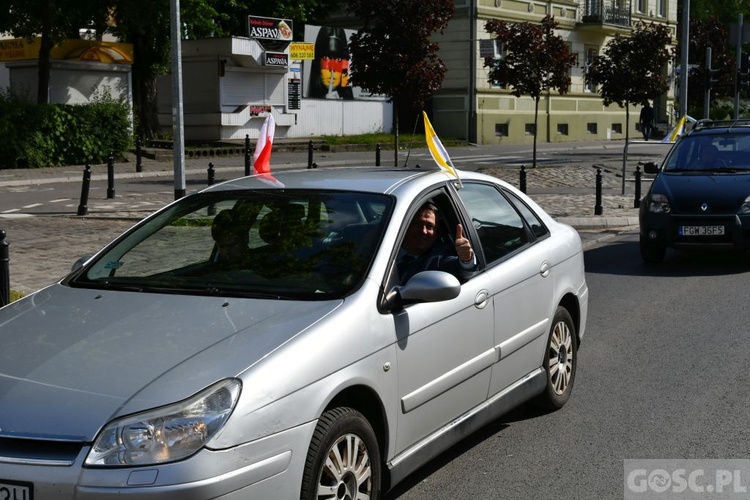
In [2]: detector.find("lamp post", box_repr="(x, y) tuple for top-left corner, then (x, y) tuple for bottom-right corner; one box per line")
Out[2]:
(679, 0), (690, 120)
(170, 0), (186, 199)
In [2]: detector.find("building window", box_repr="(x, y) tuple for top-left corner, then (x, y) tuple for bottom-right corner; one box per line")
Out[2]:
(637, 0), (646, 12)
(495, 123), (509, 137)
(587, 123), (598, 134)
(488, 41), (506, 88)
(525, 123), (536, 135)
(657, 0), (666, 16)
(584, 46), (598, 93)
(557, 123), (569, 135)
(612, 123), (623, 134)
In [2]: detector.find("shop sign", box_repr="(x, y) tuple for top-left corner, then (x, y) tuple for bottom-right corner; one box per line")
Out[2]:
(290, 42), (315, 60)
(248, 16), (293, 41)
(264, 52), (289, 67)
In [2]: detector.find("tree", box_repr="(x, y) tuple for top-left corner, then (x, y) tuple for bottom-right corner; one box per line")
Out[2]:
(485, 15), (576, 168)
(346, 0), (454, 166)
(584, 22), (671, 142)
(0, 0), (111, 104)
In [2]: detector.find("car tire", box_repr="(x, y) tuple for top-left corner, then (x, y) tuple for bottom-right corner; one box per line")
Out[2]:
(640, 237), (666, 264)
(300, 407), (382, 500)
(531, 306), (577, 411)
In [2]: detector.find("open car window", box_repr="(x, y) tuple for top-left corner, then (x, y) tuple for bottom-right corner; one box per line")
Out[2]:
(69, 190), (393, 299)
(458, 182), (531, 264)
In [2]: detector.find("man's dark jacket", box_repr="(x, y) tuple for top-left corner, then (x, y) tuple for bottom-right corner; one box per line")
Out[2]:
(398, 242), (475, 284)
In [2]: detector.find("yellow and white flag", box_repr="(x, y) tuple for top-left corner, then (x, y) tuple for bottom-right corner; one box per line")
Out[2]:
(662, 115), (695, 143)
(423, 111), (460, 182)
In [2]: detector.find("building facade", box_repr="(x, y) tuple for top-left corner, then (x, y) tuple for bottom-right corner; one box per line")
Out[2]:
(430, 0), (679, 144)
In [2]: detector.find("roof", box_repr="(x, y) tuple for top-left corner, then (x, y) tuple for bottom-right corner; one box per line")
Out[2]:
(202, 166), (458, 195)
(690, 118), (750, 134)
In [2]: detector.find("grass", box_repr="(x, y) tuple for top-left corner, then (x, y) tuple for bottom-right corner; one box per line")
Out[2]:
(9, 289), (24, 302)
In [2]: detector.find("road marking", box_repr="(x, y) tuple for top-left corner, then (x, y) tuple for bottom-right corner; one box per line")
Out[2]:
(1, 208), (21, 213)
(22, 203), (43, 208)
(49, 199), (72, 203)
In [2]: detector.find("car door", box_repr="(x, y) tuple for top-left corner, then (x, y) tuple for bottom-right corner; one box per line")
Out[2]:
(455, 182), (555, 396)
(391, 190), (495, 454)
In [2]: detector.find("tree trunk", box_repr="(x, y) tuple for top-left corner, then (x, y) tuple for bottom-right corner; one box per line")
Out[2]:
(131, 35), (160, 140)
(393, 100), (400, 166)
(625, 102), (630, 144)
(36, 29), (53, 104)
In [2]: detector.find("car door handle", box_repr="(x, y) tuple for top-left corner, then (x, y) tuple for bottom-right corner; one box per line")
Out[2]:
(539, 261), (551, 278)
(475, 289), (489, 309)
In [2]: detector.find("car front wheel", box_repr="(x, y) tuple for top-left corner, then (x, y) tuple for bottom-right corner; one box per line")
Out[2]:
(532, 306), (577, 410)
(301, 407), (382, 500)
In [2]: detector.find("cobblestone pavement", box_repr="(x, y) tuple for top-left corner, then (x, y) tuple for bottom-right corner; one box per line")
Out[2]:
(1, 149), (650, 295)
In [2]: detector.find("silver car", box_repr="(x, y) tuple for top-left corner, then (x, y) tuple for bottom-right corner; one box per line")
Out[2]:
(0, 167), (588, 499)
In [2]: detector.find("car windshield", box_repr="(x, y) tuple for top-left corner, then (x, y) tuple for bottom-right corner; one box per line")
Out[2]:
(663, 134), (750, 172)
(69, 189), (393, 299)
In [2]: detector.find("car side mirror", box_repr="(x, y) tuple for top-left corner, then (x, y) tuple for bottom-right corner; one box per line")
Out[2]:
(384, 270), (461, 309)
(643, 161), (660, 174)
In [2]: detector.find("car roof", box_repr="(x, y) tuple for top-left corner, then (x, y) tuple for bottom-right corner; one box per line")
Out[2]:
(689, 118), (750, 136)
(202, 166), (465, 195)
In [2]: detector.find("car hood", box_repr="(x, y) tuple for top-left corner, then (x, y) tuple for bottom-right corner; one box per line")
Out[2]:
(654, 172), (750, 213)
(0, 284), (340, 441)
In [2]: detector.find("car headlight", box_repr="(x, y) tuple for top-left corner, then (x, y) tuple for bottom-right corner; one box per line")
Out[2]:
(648, 193), (671, 214)
(738, 196), (750, 215)
(86, 378), (241, 467)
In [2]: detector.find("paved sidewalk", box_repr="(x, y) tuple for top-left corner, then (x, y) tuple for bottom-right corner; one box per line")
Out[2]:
(0, 144), (652, 294)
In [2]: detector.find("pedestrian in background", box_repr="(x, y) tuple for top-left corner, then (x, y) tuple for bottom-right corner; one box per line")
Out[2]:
(639, 101), (654, 141)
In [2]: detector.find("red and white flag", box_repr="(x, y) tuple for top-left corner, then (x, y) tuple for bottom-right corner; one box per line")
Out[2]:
(253, 113), (275, 175)
(252, 114), (283, 186)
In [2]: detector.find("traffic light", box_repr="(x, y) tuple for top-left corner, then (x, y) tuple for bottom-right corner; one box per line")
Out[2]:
(739, 52), (750, 94)
(706, 66), (720, 90)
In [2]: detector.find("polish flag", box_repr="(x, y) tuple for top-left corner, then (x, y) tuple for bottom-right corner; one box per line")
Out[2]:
(252, 114), (283, 186)
(253, 113), (275, 174)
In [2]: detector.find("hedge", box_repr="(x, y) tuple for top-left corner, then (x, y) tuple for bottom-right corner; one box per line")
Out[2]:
(0, 92), (132, 169)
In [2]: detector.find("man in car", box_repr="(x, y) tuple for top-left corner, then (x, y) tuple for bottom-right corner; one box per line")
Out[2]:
(397, 202), (477, 284)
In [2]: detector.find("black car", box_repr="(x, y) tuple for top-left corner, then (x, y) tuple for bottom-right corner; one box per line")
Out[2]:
(639, 119), (750, 263)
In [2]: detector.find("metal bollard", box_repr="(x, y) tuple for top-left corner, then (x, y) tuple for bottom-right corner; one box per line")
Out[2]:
(376, 143), (381, 166)
(77, 165), (92, 216)
(520, 165), (527, 193)
(135, 136), (143, 173)
(244, 134), (251, 176)
(207, 161), (215, 186)
(594, 168), (603, 215)
(106, 153), (115, 199)
(307, 140), (314, 169)
(634, 166), (642, 209)
(0, 229), (8, 307)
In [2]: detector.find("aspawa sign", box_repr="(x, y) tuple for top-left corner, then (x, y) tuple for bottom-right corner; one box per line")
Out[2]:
(248, 16), (293, 41)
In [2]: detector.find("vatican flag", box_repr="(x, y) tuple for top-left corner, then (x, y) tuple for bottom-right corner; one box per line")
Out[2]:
(423, 111), (460, 184)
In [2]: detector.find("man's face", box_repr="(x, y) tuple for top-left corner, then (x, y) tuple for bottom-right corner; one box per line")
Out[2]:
(403, 209), (438, 255)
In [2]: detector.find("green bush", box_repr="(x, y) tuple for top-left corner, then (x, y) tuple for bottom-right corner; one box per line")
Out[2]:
(0, 91), (132, 169)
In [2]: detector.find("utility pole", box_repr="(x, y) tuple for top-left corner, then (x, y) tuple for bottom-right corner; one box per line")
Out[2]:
(679, 0), (690, 120)
(735, 15), (743, 119)
(170, 0), (186, 199)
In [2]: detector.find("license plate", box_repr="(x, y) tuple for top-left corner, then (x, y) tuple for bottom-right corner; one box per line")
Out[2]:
(680, 225), (725, 236)
(0, 480), (32, 500)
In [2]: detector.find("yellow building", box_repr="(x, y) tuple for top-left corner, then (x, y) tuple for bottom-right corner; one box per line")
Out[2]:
(431, 0), (678, 144)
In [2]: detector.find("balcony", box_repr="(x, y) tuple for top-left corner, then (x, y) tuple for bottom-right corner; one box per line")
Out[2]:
(579, 0), (632, 28)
